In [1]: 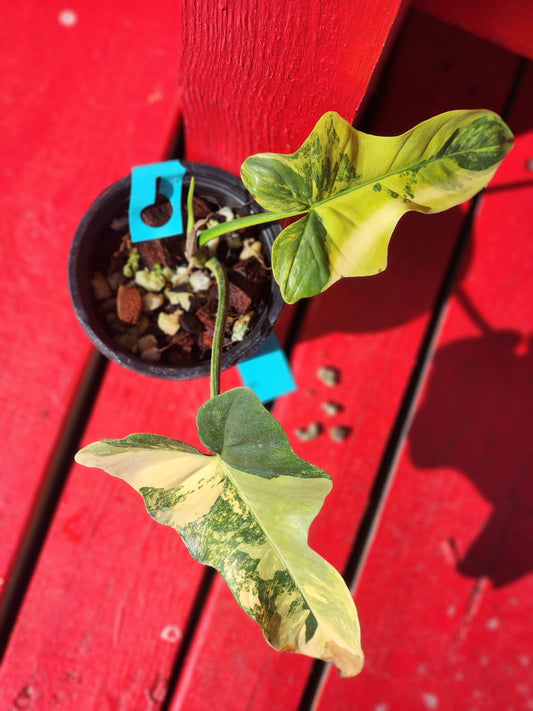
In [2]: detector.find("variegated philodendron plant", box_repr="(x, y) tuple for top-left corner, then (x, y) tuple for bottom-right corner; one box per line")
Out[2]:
(76, 109), (513, 677)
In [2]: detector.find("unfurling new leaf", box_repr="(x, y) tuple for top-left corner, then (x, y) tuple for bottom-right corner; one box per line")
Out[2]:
(241, 110), (513, 303)
(75, 387), (364, 677)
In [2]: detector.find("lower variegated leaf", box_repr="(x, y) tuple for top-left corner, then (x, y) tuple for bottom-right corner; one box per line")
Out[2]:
(75, 387), (364, 677)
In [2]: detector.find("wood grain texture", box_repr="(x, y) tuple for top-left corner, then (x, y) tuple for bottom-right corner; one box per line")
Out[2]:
(415, 0), (533, 61)
(0, 1), (181, 601)
(317, 50), (533, 711)
(179, 0), (406, 173)
(166, 13), (522, 710)
(2, 2), (527, 708)
(0, 362), (208, 708)
(0, 334), (279, 707)
(0, 0), (403, 700)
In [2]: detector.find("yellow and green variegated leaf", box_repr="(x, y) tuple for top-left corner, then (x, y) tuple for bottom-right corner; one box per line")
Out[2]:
(75, 387), (364, 677)
(241, 110), (513, 303)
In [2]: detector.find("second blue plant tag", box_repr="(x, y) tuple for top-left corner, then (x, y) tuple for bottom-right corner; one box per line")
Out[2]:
(238, 334), (297, 403)
(129, 160), (187, 243)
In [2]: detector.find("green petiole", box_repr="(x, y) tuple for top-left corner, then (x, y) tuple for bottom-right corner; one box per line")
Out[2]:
(198, 209), (304, 246)
(205, 257), (229, 399)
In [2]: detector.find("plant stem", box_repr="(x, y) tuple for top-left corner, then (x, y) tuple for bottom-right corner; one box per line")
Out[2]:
(205, 257), (229, 399)
(198, 208), (304, 246)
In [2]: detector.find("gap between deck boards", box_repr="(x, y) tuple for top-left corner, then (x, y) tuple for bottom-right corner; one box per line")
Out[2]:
(0, 351), (108, 661)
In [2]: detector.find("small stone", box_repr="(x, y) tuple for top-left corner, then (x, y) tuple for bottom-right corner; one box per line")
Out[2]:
(329, 425), (351, 442)
(239, 238), (266, 265)
(135, 269), (167, 292)
(140, 347), (162, 362)
(129, 315), (149, 336)
(206, 236), (220, 256)
(117, 284), (142, 324)
(122, 246), (140, 277)
(98, 297), (117, 315)
(321, 401), (343, 416)
(138, 334), (158, 352)
(110, 216), (129, 231)
(189, 270), (211, 291)
(142, 292), (165, 312)
(157, 311), (182, 336)
(165, 290), (192, 310)
(113, 331), (140, 353)
(294, 422), (322, 441)
(317, 366), (340, 386)
(91, 272), (112, 300)
(216, 206), (235, 222)
(107, 271), (124, 291)
(171, 266), (190, 287)
(232, 312), (254, 342)
(224, 233), (243, 249)
(206, 216), (221, 229)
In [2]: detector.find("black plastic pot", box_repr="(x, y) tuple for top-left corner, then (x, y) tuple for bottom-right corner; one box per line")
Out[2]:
(68, 161), (284, 380)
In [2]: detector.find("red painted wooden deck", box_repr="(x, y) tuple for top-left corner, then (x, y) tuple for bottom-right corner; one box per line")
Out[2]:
(0, 2), (531, 709)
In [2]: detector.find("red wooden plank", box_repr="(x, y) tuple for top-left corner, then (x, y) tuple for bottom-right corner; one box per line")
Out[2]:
(0, 364), (211, 708)
(317, 55), (533, 711)
(179, 0), (406, 173)
(0, 344), (278, 706)
(415, 0), (533, 61)
(0, 0), (181, 599)
(0, 0), (404, 704)
(165, 12), (522, 710)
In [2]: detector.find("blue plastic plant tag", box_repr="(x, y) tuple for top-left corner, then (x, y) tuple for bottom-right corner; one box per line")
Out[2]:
(237, 334), (297, 403)
(129, 160), (187, 243)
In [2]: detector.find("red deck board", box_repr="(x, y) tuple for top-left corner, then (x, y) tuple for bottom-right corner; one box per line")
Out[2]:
(317, 60), (533, 711)
(1, 3), (528, 708)
(165, 13), (522, 710)
(179, 0), (406, 173)
(0, 339), (279, 706)
(415, 0), (533, 61)
(0, 364), (210, 708)
(0, 0), (405, 705)
(0, 0), (181, 598)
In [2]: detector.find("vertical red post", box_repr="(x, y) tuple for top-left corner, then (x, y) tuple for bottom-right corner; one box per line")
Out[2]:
(178, 0), (406, 172)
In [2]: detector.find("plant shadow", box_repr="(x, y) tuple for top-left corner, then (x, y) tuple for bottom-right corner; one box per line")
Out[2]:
(300, 204), (471, 335)
(408, 321), (533, 587)
(292, 189), (532, 590)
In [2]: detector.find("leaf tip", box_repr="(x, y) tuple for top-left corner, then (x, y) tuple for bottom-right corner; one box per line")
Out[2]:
(74, 445), (92, 467)
(325, 640), (365, 678)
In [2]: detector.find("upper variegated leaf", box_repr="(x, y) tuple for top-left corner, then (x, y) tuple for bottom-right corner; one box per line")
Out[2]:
(241, 110), (513, 302)
(75, 387), (364, 677)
